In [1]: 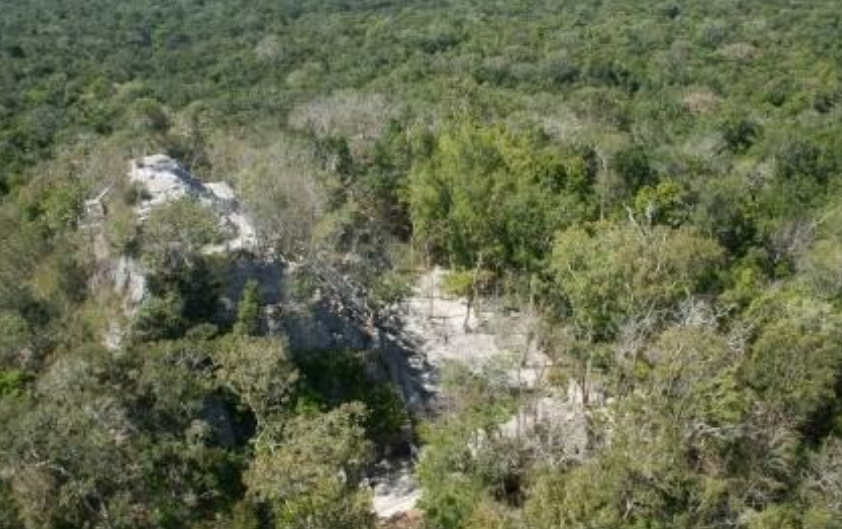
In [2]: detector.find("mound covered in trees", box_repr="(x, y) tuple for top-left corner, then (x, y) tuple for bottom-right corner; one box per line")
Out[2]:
(1, 0), (842, 528)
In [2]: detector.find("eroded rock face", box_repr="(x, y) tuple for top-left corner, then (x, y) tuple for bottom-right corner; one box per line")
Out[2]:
(113, 255), (146, 308)
(496, 393), (591, 465)
(370, 269), (598, 520)
(87, 155), (265, 346)
(129, 155), (208, 217)
(371, 461), (422, 520)
(387, 267), (551, 406)
(279, 298), (374, 352)
(91, 155), (263, 314)
(369, 269), (556, 518)
(95, 155), (373, 352)
(129, 154), (259, 253)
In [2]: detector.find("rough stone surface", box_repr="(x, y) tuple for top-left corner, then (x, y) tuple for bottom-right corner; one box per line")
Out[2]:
(497, 393), (590, 464)
(113, 255), (147, 308)
(88, 155), (264, 347)
(388, 267), (550, 405)
(279, 298), (374, 352)
(129, 154), (258, 253)
(370, 462), (422, 519)
(370, 268), (556, 519)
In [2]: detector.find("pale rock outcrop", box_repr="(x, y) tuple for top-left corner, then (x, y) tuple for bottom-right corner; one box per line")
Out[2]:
(114, 255), (147, 307)
(496, 393), (590, 465)
(397, 267), (550, 399)
(370, 268), (561, 519)
(129, 155), (259, 253)
(87, 155), (264, 347)
(371, 462), (422, 519)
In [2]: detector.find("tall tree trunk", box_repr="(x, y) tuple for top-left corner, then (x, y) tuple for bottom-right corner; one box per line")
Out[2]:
(463, 253), (484, 332)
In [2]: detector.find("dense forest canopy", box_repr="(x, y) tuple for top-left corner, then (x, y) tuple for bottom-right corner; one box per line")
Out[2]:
(1, 0), (840, 191)
(1, 0), (841, 528)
